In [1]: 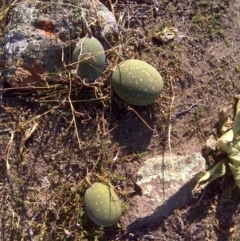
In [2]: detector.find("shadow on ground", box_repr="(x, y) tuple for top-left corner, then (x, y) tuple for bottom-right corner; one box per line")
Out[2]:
(108, 177), (240, 241)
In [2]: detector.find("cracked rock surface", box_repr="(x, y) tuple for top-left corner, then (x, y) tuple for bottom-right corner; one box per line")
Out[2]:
(121, 153), (205, 230)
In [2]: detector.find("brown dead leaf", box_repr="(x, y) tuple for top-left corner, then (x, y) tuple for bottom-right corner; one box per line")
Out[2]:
(218, 105), (233, 134)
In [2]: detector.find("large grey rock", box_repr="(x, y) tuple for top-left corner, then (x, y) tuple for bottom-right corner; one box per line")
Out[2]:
(3, 0), (118, 87)
(121, 153), (205, 230)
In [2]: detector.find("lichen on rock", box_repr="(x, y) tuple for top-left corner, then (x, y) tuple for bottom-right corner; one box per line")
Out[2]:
(121, 153), (205, 229)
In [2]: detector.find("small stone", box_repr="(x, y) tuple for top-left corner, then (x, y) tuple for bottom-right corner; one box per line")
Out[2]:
(121, 153), (205, 230)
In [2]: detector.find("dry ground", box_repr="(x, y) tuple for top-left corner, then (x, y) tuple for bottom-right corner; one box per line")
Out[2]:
(0, 0), (240, 240)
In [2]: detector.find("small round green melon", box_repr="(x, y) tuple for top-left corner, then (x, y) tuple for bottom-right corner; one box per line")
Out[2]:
(84, 182), (122, 227)
(72, 36), (105, 82)
(111, 59), (164, 106)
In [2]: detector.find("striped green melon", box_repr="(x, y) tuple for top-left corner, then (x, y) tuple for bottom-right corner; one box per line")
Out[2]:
(84, 182), (122, 227)
(111, 59), (164, 106)
(72, 36), (105, 82)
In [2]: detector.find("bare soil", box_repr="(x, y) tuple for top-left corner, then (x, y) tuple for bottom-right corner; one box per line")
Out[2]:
(0, 0), (240, 240)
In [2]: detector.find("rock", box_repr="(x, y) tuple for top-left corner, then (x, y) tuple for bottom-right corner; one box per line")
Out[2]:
(121, 153), (205, 230)
(3, 0), (118, 87)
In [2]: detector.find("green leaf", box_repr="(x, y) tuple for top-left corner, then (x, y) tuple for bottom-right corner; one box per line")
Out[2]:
(195, 159), (227, 187)
(195, 98), (240, 192)
(229, 163), (240, 188)
(217, 129), (234, 154)
(228, 148), (240, 167)
(233, 99), (240, 135)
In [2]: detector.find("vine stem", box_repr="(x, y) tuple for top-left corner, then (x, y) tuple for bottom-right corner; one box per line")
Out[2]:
(127, 106), (155, 131)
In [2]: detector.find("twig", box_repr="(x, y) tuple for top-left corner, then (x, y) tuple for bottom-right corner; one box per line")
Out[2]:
(35, 97), (108, 103)
(1, 85), (60, 92)
(174, 104), (199, 118)
(4, 100), (65, 174)
(168, 77), (175, 169)
(68, 72), (82, 150)
(28, 226), (35, 241)
(194, 186), (207, 207)
(127, 106), (155, 131)
(5, 130), (14, 174)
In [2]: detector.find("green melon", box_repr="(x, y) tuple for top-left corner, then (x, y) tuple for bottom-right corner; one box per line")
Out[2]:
(84, 182), (122, 227)
(111, 59), (164, 106)
(72, 36), (105, 82)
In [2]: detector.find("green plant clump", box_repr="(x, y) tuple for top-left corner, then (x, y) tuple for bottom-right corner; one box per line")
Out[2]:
(235, 64), (240, 73)
(111, 59), (164, 106)
(72, 36), (105, 82)
(84, 182), (122, 227)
